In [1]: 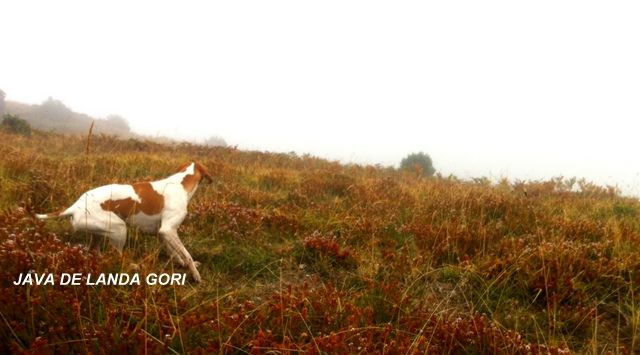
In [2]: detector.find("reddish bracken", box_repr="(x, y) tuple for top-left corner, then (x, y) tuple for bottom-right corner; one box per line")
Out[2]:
(2, 131), (639, 353)
(303, 231), (350, 260)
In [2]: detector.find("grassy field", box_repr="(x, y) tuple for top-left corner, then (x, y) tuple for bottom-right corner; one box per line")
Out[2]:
(1, 129), (639, 353)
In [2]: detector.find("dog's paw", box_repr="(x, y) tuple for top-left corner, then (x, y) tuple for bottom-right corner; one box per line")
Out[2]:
(193, 261), (201, 269)
(192, 271), (202, 283)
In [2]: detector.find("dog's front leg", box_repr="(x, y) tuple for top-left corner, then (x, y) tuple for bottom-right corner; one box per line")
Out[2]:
(160, 229), (201, 282)
(158, 211), (201, 282)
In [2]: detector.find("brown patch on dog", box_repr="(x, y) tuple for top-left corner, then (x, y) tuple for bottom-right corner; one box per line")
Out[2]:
(100, 198), (137, 220)
(132, 182), (164, 214)
(182, 173), (199, 193)
(100, 182), (165, 219)
(181, 162), (213, 193)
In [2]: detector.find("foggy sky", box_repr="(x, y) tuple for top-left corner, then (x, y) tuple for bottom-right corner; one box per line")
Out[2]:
(2, 1), (640, 195)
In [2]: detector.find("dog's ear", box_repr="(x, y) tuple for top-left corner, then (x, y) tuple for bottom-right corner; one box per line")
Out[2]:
(195, 162), (213, 183)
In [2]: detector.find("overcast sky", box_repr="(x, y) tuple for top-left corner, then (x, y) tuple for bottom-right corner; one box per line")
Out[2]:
(2, 1), (640, 195)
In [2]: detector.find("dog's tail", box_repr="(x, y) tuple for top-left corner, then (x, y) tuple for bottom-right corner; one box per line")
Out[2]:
(35, 207), (73, 220)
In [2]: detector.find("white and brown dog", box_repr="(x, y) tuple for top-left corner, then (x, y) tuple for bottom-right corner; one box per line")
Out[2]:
(36, 162), (212, 282)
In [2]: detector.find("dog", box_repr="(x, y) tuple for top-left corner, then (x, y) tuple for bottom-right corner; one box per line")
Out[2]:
(36, 162), (212, 282)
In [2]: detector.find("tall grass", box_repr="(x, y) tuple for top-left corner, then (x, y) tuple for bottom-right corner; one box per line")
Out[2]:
(1, 130), (639, 353)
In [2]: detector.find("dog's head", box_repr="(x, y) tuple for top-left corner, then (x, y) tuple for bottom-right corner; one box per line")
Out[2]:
(176, 162), (213, 194)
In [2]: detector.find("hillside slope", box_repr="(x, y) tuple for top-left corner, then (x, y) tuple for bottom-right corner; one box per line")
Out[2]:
(5, 98), (132, 137)
(1, 129), (639, 353)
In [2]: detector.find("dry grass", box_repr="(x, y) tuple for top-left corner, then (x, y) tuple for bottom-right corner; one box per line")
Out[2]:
(1, 129), (639, 353)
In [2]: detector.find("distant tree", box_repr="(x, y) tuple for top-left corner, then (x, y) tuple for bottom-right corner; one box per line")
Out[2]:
(104, 115), (131, 135)
(39, 97), (72, 120)
(203, 135), (228, 147)
(0, 89), (5, 117)
(2, 114), (32, 136)
(33, 97), (74, 131)
(400, 152), (435, 177)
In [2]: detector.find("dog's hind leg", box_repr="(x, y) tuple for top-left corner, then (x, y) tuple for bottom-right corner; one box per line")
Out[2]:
(104, 221), (127, 253)
(89, 234), (104, 254)
(72, 211), (128, 254)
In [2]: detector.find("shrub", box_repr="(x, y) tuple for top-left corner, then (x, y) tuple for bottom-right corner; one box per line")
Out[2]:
(400, 152), (435, 177)
(2, 114), (32, 136)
